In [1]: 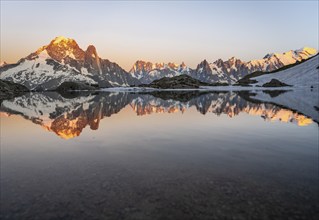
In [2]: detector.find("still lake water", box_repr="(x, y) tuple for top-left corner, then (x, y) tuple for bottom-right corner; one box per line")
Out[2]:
(0, 91), (318, 219)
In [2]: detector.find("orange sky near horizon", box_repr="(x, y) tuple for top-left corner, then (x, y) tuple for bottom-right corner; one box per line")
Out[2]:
(1, 1), (318, 71)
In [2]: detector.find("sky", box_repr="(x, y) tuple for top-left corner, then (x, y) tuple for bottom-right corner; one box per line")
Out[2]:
(1, 0), (318, 71)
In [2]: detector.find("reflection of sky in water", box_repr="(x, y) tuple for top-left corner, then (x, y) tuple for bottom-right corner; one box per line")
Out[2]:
(0, 91), (315, 140)
(1, 91), (317, 159)
(1, 92), (318, 220)
(1, 106), (317, 151)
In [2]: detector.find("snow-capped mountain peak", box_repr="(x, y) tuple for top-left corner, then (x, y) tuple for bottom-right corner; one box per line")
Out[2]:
(167, 62), (179, 69)
(0, 36), (140, 89)
(178, 62), (189, 72)
(191, 59), (230, 83)
(227, 56), (237, 63)
(296, 47), (317, 55)
(196, 59), (210, 73)
(129, 60), (192, 83)
(129, 60), (153, 79)
(247, 47), (318, 72)
(51, 36), (74, 44)
(45, 36), (85, 62)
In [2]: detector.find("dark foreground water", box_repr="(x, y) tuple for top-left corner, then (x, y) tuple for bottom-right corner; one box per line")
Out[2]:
(0, 91), (318, 220)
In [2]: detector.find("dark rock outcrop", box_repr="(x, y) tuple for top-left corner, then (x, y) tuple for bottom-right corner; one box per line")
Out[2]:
(0, 79), (29, 100)
(140, 74), (210, 89)
(262, 79), (291, 87)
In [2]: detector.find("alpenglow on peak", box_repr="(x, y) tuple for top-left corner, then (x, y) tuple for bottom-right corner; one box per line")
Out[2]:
(52, 36), (75, 44)
(0, 36), (140, 90)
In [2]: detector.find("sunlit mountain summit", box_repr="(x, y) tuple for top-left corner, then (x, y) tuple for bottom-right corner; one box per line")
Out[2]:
(0, 36), (139, 90)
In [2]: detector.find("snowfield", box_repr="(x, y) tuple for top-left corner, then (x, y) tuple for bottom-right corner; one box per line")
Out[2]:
(0, 50), (96, 90)
(251, 55), (319, 88)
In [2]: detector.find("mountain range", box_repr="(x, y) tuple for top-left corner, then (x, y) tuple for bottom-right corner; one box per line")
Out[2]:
(0, 36), (317, 90)
(129, 61), (191, 84)
(130, 47), (317, 84)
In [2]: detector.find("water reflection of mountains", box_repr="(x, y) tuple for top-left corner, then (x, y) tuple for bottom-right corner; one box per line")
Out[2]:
(0, 91), (314, 139)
